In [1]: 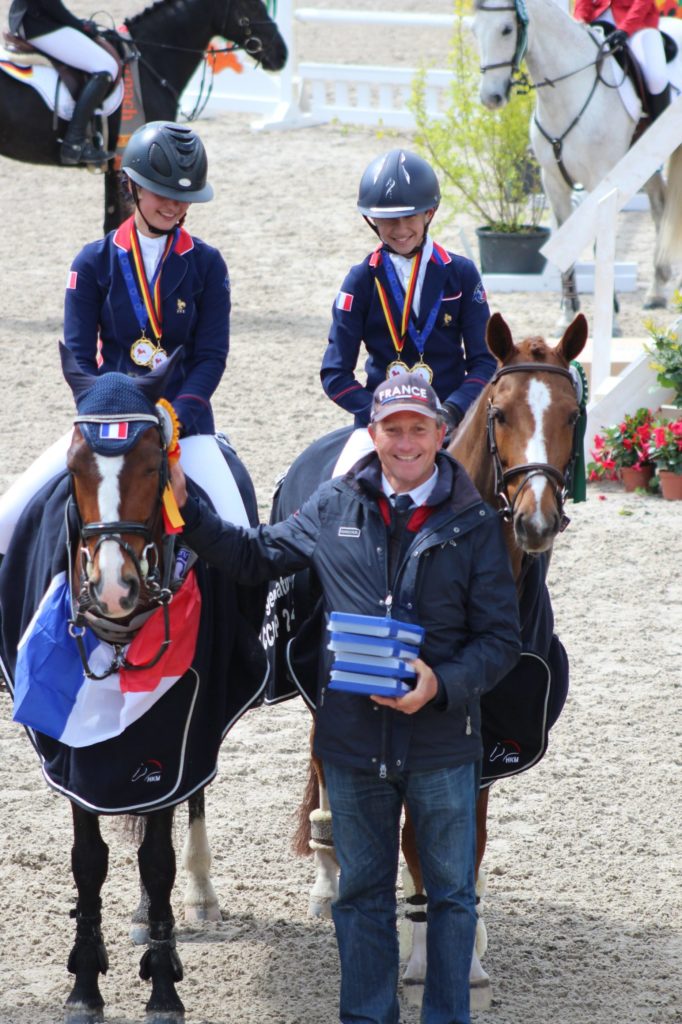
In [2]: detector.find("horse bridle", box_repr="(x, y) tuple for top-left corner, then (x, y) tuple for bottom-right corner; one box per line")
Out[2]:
(123, 0), (273, 118)
(475, 0), (626, 191)
(486, 362), (580, 530)
(67, 413), (178, 681)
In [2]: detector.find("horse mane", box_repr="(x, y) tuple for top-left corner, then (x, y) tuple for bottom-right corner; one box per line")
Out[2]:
(125, 0), (188, 32)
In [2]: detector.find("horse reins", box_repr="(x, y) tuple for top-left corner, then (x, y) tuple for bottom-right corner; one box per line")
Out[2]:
(67, 413), (177, 681)
(486, 362), (579, 530)
(476, 0), (627, 190)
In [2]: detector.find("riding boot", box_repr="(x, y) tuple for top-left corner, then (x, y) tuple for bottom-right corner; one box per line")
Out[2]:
(648, 84), (671, 123)
(60, 71), (115, 166)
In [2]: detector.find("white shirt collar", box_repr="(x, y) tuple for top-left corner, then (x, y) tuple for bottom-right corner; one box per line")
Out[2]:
(381, 466), (439, 507)
(387, 235), (433, 317)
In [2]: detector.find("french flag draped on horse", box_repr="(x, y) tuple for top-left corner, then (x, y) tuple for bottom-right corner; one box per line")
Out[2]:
(0, 349), (267, 814)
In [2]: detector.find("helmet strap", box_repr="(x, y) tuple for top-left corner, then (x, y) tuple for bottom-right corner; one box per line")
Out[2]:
(364, 211), (434, 259)
(130, 182), (185, 237)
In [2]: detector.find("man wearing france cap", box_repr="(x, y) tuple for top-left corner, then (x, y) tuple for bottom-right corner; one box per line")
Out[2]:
(170, 370), (520, 1023)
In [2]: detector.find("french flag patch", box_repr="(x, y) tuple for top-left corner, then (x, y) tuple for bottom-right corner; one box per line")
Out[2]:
(66, 271), (78, 289)
(336, 291), (354, 312)
(100, 422), (129, 440)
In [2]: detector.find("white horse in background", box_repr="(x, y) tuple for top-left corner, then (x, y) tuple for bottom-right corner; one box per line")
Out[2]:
(472, 0), (682, 329)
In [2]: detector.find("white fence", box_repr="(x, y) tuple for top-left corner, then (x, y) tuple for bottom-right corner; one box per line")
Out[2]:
(181, 2), (457, 129)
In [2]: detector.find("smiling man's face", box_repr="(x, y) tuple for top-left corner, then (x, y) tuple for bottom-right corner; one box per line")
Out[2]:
(369, 411), (445, 493)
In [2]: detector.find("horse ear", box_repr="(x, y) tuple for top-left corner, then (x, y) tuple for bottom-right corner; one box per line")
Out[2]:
(485, 312), (515, 363)
(59, 342), (98, 402)
(558, 313), (588, 363)
(132, 347), (184, 404)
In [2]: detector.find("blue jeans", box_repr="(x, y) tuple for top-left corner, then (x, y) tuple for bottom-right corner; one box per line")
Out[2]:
(323, 760), (477, 1024)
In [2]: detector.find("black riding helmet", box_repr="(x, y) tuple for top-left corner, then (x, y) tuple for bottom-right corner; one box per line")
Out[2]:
(357, 149), (440, 219)
(122, 121), (214, 204)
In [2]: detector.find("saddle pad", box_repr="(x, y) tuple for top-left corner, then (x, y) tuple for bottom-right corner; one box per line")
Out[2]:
(0, 58), (123, 119)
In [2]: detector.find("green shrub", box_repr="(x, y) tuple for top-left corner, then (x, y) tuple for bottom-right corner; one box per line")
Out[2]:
(409, 0), (543, 233)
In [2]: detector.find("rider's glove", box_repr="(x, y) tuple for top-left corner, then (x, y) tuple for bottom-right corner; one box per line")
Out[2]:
(80, 19), (99, 37)
(441, 401), (463, 447)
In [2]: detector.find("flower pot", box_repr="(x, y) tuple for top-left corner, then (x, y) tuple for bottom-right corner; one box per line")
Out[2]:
(620, 465), (655, 492)
(476, 225), (551, 274)
(657, 469), (682, 500)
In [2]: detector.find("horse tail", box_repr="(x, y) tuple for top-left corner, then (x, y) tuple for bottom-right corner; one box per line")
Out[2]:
(656, 144), (682, 265)
(292, 757), (320, 858)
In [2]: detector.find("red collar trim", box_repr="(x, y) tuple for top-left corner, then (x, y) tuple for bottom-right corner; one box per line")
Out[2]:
(376, 496), (435, 532)
(113, 216), (194, 255)
(369, 245), (382, 268)
(431, 241), (451, 265)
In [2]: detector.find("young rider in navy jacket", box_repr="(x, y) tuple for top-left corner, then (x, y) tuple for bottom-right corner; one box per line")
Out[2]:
(0, 121), (249, 555)
(321, 149), (496, 473)
(171, 371), (520, 1024)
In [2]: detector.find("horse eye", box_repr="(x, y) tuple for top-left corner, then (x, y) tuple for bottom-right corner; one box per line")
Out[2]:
(502, 24), (513, 36)
(493, 408), (507, 425)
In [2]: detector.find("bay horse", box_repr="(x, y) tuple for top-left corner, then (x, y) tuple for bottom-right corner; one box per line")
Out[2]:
(0, 0), (287, 232)
(266, 311), (587, 1010)
(471, 0), (682, 328)
(0, 346), (267, 1023)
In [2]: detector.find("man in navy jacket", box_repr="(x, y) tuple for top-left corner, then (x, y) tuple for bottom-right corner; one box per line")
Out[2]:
(171, 372), (521, 1024)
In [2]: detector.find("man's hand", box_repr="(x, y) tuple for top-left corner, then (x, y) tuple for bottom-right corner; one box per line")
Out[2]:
(170, 459), (188, 509)
(370, 657), (439, 714)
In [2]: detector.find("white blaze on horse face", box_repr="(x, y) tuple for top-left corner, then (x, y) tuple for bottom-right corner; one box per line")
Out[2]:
(94, 453), (129, 612)
(523, 379), (552, 529)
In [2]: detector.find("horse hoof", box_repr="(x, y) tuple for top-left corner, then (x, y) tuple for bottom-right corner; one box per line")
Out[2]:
(183, 903), (222, 923)
(307, 895), (333, 920)
(470, 976), (493, 1012)
(130, 922), (150, 945)
(146, 1012), (185, 1024)
(64, 1005), (104, 1024)
(643, 297), (666, 310)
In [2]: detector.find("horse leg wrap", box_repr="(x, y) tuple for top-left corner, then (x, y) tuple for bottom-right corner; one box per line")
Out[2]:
(68, 905), (109, 976)
(309, 809), (335, 853)
(405, 893), (428, 925)
(139, 919), (184, 984)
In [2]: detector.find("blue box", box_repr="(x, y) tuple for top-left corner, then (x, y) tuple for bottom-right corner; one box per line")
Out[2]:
(329, 612), (424, 646)
(329, 670), (412, 697)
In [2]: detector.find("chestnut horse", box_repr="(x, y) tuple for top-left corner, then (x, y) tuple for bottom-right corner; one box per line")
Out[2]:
(0, 347), (266, 1023)
(274, 312), (588, 1010)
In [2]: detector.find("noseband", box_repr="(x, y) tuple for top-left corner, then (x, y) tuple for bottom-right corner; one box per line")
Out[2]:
(68, 412), (177, 681)
(487, 362), (579, 530)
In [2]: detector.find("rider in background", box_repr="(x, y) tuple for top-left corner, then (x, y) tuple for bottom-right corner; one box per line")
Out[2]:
(8, 0), (118, 164)
(574, 0), (670, 120)
(0, 120), (249, 556)
(321, 148), (496, 475)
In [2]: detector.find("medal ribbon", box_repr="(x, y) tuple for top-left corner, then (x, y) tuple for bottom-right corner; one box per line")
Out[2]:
(377, 249), (444, 361)
(118, 227), (177, 342)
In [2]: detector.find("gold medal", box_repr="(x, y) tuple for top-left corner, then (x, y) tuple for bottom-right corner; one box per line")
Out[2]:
(131, 337), (156, 367)
(411, 360), (433, 383)
(386, 360), (410, 379)
(151, 347), (168, 369)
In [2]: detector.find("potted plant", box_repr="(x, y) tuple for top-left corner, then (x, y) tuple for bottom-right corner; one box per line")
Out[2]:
(644, 302), (682, 411)
(587, 407), (656, 491)
(649, 416), (682, 500)
(409, 0), (547, 274)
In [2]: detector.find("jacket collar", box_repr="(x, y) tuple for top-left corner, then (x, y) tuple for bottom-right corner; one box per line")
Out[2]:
(350, 450), (482, 517)
(113, 215), (194, 256)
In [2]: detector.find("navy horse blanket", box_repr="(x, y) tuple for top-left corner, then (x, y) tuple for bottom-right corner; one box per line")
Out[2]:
(263, 428), (569, 786)
(0, 445), (267, 814)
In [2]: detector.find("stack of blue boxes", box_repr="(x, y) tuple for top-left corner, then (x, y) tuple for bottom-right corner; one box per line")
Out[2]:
(327, 612), (425, 696)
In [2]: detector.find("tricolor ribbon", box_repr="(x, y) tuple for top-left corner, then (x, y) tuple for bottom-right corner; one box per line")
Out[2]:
(118, 227), (177, 343)
(376, 249), (444, 362)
